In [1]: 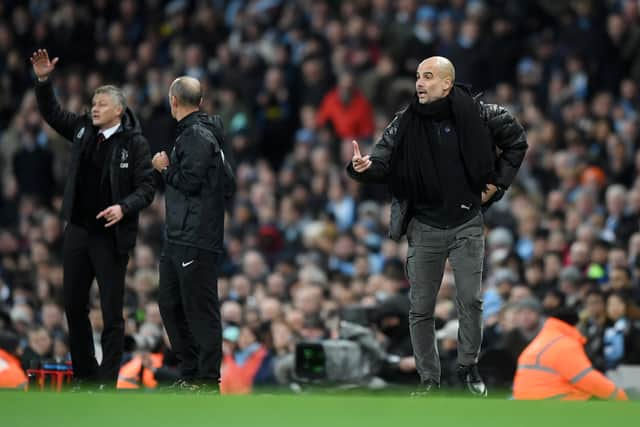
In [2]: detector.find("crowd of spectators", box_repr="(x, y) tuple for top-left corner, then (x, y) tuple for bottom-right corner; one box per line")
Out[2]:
(1, 0), (640, 392)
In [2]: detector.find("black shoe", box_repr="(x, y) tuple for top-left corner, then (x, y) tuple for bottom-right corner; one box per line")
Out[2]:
(456, 364), (487, 397)
(94, 383), (113, 392)
(178, 382), (220, 394)
(161, 379), (219, 394)
(68, 378), (94, 392)
(410, 379), (440, 397)
(68, 380), (87, 393)
(194, 383), (220, 395)
(69, 379), (111, 393)
(161, 379), (194, 393)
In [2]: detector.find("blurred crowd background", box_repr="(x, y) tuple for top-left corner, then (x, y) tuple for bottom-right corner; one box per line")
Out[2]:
(1, 0), (640, 392)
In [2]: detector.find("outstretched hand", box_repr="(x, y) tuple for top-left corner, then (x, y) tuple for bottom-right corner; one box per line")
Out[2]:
(97, 205), (124, 227)
(30, 49), (58, 79)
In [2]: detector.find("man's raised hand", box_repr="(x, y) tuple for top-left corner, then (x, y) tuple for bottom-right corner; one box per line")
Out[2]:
(351, 140), (372, 173)
(30, 49), (58, 80)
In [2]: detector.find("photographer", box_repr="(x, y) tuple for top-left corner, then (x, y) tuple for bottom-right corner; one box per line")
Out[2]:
(374, 295), (417, 384)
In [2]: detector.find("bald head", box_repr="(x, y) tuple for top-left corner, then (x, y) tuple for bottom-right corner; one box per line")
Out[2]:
(169, 76), (202, 107)
(416, 56), (456, 104)
(422, 56), (455, 81)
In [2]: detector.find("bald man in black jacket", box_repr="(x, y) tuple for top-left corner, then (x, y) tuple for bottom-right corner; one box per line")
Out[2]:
(152, 76), (226, 393)
(348, 56), (527, 397)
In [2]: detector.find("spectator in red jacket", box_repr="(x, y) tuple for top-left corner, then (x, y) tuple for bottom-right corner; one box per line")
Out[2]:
(316, 71), (375, 140)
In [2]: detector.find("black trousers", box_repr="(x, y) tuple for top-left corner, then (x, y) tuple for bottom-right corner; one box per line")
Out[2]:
(158, 243), (222, 384)
(63, 224), (128, 385)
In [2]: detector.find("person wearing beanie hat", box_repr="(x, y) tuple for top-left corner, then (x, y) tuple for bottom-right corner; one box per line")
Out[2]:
(513, 308), (628, 400)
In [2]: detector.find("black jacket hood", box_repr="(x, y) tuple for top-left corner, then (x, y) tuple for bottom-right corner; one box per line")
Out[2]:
(177, 111), (223, 136)
(119, 107), (143, 136)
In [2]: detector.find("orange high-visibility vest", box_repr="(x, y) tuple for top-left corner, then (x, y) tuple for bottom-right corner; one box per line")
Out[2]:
(513, 318), (628, 400)
(0, 349), (27, 390)
(116, 354), (163, 389)
(220, 346), (267, 395)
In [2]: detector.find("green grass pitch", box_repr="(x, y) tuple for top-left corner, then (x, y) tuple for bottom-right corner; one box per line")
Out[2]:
(1, 390), (638, 427)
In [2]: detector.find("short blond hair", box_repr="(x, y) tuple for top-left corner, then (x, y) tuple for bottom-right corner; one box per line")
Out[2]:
(94, 85), (126, 114)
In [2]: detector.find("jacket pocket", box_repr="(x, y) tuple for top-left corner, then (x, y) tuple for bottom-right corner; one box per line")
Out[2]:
(389, 198), (409, 241)
(181, 201), (191, 231)
(166, 191), (189, 233)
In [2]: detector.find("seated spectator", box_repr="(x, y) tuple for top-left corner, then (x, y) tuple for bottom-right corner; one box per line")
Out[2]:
(603, 292), (640, 369)
(117, 328), (178, 390)
(542, 289), (566, 315)
(374, 294), (416, 384)
(498, 298), (543, 363)
(316, 70), (375, 141)
(220, 325), (271, 394)
(21, 326), (52, 370)
(578, 289), (607, 372)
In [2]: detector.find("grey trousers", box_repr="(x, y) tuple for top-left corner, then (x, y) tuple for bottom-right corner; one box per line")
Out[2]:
(406, 213), (484, 384)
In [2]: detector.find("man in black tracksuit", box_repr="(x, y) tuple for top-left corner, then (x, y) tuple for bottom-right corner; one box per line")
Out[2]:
(152, 76), (225, 392)
(30, 50), (155, 387)
(348, 56), (528, 396)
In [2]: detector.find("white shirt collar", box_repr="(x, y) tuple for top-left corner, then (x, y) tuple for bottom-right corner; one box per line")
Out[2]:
(99, 122), (121, 140)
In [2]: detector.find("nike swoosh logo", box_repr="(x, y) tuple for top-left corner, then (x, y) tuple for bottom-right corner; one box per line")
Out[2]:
(182, 260), (195, 268)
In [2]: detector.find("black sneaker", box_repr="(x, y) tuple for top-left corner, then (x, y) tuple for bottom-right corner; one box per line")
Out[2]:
(410, 379), (440, 397)
(68, 380), (111, 393)
(161, 379), (219, 394)
(456, 364), (487, 397)
(68, 378), (98, 392)
(68, 379), (89, 393)
(161, 379), (194, 393)
(194, 383), (220, 395)
(90, 383), (112, 393)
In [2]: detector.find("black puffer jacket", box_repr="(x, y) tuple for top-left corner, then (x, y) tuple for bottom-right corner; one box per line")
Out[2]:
(347, 95), (528, 241)
(162, 111), (225, 253)
(35, 79), (155, 253)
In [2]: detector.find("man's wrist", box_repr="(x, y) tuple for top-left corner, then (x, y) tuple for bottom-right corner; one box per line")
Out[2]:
(37, 75), (49, 82)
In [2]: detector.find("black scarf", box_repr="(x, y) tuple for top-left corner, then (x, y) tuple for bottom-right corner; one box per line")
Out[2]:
(390, 85), (495, 203)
